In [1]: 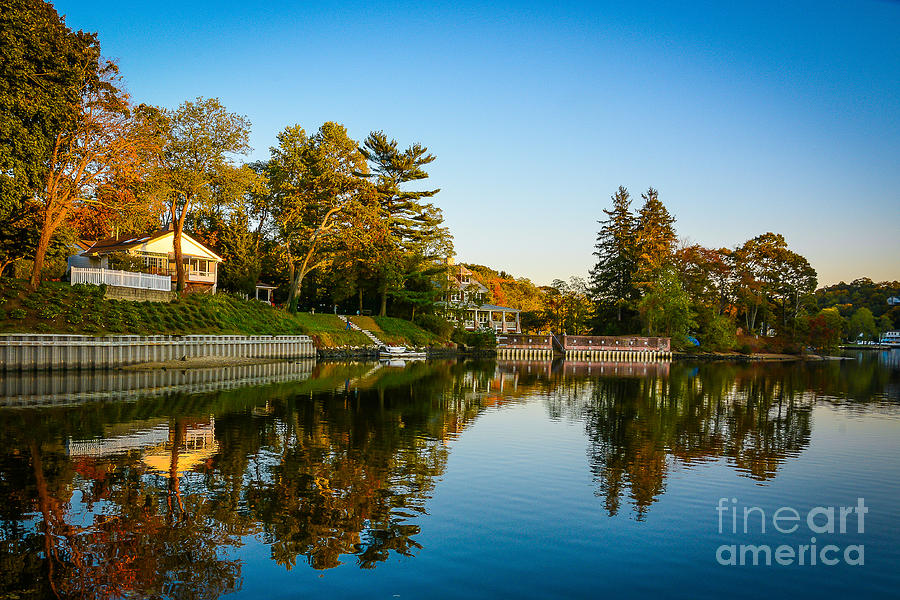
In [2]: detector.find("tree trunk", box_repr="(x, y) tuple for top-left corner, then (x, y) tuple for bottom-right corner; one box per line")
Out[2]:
(173, 224), (185, 293)
(29, 219), (55, 290)
(30, 439), (60, 598)
(358, 288), (363, 314)
(380, 290), (387, 317)
(167, 419), (186, 520)
(288, 268), (303, 313)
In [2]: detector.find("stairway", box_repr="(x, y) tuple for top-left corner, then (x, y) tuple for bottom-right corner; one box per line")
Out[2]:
(550, 332), (566, 355)
(338, 316), (386, 348)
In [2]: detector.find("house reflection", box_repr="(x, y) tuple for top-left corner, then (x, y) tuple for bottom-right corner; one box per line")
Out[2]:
(0, 357), (894, 598)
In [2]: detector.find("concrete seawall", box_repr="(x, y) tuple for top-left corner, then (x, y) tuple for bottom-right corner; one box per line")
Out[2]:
(0, 334), (316, 371)
(0, 359), (316, 406)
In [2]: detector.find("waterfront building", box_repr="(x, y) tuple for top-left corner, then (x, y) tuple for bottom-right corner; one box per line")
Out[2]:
(68, 224), (223, 293)
(441, 263), (521, 333)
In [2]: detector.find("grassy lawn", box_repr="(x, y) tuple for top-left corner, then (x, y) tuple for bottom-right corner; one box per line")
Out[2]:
(350, 315), (442, 346)
(0, 279), (373, 347)
(290, 312), (371, 347)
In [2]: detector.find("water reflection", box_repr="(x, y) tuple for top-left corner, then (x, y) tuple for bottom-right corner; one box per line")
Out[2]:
(0, 353), (896, 598)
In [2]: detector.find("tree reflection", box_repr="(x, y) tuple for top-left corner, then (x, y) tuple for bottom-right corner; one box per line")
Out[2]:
(0, 356), (894, 597)
(546, 362), (819, 519)
(0, 361), (492, 598)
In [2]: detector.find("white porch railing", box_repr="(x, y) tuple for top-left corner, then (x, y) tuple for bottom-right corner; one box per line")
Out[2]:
(187, 270), (215, 283)
(71, 267), (171, 292)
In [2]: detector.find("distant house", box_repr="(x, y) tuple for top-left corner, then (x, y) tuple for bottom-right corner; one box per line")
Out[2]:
(69, 225), (223, 293)
(887, 296), (900, 307)
(441, 263), (521, 333)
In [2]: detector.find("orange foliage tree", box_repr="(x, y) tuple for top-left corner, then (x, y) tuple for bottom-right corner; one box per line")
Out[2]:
(29, 63), (157, 289)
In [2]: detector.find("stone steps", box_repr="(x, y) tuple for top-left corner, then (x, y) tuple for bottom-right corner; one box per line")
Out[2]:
(338, 316), (386, 347)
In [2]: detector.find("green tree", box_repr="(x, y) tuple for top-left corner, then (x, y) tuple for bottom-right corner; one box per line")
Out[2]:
(148, 97), (252, 292)
(0, 0), (99, 219)
(359, 131), (452, 315)
(848, 307), (878, 342)
(636, 265), (696, 345)
(877, 314), (893, 338)
(589, 186), (637, 329)
(269, 122), (382, 312)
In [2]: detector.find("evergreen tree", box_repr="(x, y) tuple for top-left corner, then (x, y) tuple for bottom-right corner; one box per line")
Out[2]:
(634, 187), (677, 287)
(589, 186), (637, 328)
(359, 131), (452, 315)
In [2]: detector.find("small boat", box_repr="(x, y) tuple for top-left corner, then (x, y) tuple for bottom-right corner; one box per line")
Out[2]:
(378, 345), (427, 360)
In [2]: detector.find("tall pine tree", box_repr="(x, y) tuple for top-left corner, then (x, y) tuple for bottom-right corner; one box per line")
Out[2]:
(634, 187), (677, 287)
(359, 131), (452, 315)
(589, 186), (637, 329)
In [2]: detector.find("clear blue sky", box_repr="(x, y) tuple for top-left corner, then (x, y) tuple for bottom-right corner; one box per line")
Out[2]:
(54, 0), (900, 286)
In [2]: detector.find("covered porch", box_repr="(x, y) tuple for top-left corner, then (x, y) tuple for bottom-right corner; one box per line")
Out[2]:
(459, 304), (521, 333)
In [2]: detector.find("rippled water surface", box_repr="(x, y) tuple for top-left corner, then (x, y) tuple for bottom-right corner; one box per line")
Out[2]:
(1, 351), (898, 599)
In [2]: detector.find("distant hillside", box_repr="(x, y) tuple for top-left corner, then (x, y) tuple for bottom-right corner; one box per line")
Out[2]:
(816, 278), (900, 326)
(460, 264), (548, 311)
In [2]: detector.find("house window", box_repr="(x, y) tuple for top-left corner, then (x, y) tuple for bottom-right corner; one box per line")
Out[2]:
(184, 258), (212, 276)
(450, 291), (460, 302)
(478, 312), (488, 324)
(141, 254), (168, 274)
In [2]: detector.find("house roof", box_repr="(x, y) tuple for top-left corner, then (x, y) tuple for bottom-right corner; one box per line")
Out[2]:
(84, 226), (223, 262)
(85, 228), (167, 255)
(478, 304), (520, 313)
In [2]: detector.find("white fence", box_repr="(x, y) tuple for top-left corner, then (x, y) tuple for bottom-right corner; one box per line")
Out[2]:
(70, 267), (171, 292)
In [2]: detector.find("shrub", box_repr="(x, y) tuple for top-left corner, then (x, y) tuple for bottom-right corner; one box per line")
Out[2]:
(699, 313), (737, 352)
(65, 310), (84, 324)
(21, 296), (41, 309)
(10, 308), (27, 319)
(37, 305), (62, 320)
(414, 314), (454, 339)
(452, 327), (496, 348)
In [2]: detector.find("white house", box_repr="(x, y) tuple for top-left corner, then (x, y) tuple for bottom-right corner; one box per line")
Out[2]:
(69, 225), (223, 293)
(441, 263), (521, 333)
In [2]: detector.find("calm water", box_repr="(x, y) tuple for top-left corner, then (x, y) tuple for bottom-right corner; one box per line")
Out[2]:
(1, 352), (898, 599)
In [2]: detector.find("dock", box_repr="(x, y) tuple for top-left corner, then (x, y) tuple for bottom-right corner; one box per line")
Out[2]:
(496, 333), (671, 361)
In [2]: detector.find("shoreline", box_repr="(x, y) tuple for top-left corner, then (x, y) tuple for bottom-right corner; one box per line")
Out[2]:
(119, 349), (848, 371)
(120, 356), (290, 370)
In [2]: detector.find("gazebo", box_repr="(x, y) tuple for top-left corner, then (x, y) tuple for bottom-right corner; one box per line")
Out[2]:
(255, 282), (277, 304)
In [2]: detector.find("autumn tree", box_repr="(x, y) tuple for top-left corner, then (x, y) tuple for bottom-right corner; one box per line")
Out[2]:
(633, 187), (677, 288)
(147, 97), (253, 292)
(733, 233), (816, 336)
(28, 63), (156, 288)
(589, 186), (637, 330)
(1, 0), (99, 268)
